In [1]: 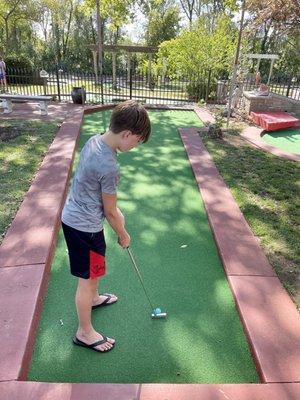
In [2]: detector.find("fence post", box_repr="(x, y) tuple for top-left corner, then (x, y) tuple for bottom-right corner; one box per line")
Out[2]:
(286, 76), (292, 98)
(100, 73), (104, 104)
(205, 69), (212, 101)
(129, 66), (133, 100)
(55, 67), (61, 101)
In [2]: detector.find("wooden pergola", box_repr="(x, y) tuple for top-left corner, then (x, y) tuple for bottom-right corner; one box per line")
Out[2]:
(246, 53), (279, 84)
(90, 44), (157, 84)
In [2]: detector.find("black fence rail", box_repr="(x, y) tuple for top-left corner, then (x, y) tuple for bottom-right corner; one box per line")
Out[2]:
(3, 67), (218, 105)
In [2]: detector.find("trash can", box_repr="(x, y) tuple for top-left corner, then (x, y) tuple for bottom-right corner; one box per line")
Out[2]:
(71, 87), (86, 104)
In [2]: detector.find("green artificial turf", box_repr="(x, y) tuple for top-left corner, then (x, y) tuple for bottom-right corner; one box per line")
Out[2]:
(28, 110), (258, 384)
(262, 128), (300, 154)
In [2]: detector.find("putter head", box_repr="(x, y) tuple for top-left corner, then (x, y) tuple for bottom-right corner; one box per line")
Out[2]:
(151, 311), (167, 319)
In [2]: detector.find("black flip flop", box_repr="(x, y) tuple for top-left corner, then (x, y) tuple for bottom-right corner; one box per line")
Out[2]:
(92, 293), (118, 310)
(73, 335), (115, 353)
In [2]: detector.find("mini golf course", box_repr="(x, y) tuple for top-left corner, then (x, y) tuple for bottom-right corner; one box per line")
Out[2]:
(28, 110), (258, 384)
(1, 104), (300, 399)
(262, 128), (300, 154)
(241, 125), (300, 162)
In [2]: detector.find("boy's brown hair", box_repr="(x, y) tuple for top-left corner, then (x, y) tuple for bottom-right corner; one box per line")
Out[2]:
(109, 100), (151, 143)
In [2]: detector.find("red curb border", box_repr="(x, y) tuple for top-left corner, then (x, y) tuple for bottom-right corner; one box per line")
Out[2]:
(1, 381), (300, 400)
(0, 107), (84, 381)
(0, 104), (300, 399)
(84, 103), (117, 114)
(241, 126), (300, 162)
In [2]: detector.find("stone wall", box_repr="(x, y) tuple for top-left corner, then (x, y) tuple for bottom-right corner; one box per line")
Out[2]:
(243, 91), (300, 117)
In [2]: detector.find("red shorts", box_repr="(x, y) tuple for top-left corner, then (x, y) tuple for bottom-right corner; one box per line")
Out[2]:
(62, 222), (106, 279)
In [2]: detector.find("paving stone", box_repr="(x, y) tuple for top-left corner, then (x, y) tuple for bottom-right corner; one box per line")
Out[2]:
(0, 265), (47, 381)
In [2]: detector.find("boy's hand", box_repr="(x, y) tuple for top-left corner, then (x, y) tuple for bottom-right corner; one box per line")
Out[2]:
(118, 231), (131, 248)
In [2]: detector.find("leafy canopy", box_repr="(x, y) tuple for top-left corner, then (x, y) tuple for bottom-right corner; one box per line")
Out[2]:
(158, 14), (238, 78)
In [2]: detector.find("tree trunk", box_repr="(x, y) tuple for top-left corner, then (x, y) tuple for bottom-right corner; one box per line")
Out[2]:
(53, 18), (61, 65)
(4, 18), (9, 54)
(179, 0), (195, 24)
(195, 0), (202, 18)
(96, 0), (103, 77)
(260, 22), (271, 54)
(90, 15), (96, 44)
(62, 4), (73, 58)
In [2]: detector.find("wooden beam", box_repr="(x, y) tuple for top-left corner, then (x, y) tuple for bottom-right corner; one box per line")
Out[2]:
(247, 54), (279, 60)
(90, 44), (157, 53)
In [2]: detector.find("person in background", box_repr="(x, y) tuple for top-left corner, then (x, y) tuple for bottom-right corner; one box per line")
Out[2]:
(0, 56), (7, 92)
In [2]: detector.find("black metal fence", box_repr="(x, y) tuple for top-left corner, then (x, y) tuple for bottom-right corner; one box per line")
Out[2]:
(4, 67), (218, 105)
(243, 75), (300, 101)
(3, 67), (300, 104)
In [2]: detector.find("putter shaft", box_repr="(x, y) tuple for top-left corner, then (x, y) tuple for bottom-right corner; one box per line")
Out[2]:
(127, 247), (155, 311)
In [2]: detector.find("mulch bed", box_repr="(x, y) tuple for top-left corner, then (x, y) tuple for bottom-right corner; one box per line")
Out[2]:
(0, 126), (23, 142)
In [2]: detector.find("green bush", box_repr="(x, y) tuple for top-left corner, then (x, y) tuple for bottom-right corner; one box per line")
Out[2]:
(5, 55), (34, 71)
(5, 55), (44, 85)
(186, 81), (206, 101)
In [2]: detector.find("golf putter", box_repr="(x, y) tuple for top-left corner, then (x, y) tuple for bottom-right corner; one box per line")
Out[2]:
(126, 247), (167, 319)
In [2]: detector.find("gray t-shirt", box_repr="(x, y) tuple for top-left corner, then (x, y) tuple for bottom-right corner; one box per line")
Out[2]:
(62, 134), (119, 232)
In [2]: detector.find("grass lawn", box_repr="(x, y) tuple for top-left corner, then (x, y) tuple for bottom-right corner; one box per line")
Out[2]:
(6, 82), (189, 103)
(0, 119), (60, 244)
(202, 122), (300, 308)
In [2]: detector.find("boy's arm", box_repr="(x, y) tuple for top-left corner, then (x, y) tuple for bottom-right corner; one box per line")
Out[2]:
(102, 192), (130, 248)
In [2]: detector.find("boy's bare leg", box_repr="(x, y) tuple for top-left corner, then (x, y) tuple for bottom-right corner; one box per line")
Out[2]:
(75, 277), (115, 351)
(92, 277), (118, 306)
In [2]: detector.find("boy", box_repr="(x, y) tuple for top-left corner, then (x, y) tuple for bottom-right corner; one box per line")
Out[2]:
(62, 100), (151, 353)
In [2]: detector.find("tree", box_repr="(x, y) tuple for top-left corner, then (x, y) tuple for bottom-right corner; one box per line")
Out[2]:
(0, 0), (39, 56)
(137, 0), (180, 46)
(146, 6), (180, 47)
(34, 0), (76, 65)
(276, 35), (300, 77)
(247, 0), (300, 33)
(158, 14), (237, 79)
(84, 0), (133, 32)
(83, 0), (134, 74)
(177, 0), (238, 33)
(179, 0), (195, 24)
(244, 0), (300, 76)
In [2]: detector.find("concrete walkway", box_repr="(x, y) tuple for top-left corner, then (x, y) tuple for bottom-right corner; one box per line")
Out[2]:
(0, 101), (82, 121)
